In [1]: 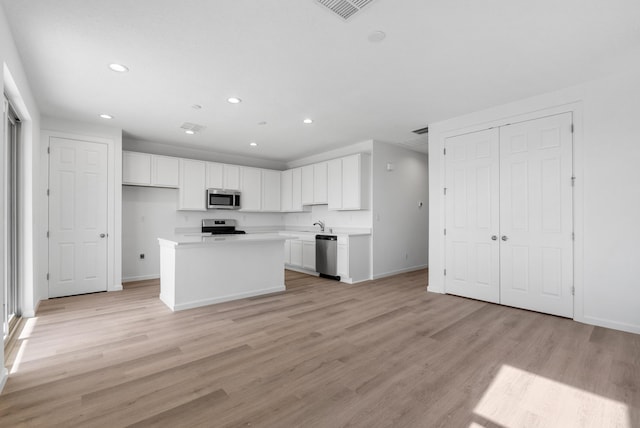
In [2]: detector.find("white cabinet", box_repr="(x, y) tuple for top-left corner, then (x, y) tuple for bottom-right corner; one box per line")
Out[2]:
(123, 152), (151, 185)
(152, 155), (180, 187)
(284, 239), (291, 264)
(337, 237), (349, 279)
(327, 153), (370, 211)
(290, 240), (303, 267)
(240, 167), (262, 211)
(302, 241), (316, 271)
(206, 162), (241, 190)
(262, 169), (281, 212)
(178, 158), (206, 211)
(123, 151), (180, 188)
(313, 162), (328, 204)
(301, 165), (314, 205)
(281, 167), (304, 212)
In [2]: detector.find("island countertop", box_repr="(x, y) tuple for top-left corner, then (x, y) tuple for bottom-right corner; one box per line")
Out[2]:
(158, 233), (296, 248)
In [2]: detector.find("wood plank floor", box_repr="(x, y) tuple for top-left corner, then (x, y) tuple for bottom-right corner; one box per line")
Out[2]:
(2, 269), (639, 427)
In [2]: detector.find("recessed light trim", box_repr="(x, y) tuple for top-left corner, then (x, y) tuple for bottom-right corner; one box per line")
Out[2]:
(368, 31), (386, 43)
(185, 130), (195, 135)
(99, 114), (113, 119)
(227, 97), (242, 104)
(191, 104), (202, 110)
(109, 63), (129, 73)
(249, 142), (258, 147)
(303, 118), (313, 124)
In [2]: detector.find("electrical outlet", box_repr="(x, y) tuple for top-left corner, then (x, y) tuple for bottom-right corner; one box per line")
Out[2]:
(139, 253), (145, 260)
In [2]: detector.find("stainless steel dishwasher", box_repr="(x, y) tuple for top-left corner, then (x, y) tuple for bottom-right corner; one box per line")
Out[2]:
(315, 235), (340, 280)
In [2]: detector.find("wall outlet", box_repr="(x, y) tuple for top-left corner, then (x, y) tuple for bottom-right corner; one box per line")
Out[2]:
(139, 253), (145, 260)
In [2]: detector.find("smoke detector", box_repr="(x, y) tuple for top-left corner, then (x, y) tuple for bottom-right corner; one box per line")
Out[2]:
(180, 122), (206, 134)
(315, 0), (377, 21)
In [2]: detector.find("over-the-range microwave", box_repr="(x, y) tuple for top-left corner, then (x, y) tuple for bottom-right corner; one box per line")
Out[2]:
(207, 188), (241, 210)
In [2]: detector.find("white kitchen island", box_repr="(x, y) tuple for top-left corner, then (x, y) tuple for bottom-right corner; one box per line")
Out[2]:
(158, 234), (293, 311)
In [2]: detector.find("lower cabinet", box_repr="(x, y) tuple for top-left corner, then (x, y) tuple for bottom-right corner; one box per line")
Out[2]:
(302, 241), (316, 271)
(290, 240), (303, 267)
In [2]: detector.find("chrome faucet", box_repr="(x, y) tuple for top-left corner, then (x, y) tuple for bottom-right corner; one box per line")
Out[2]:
(313, 220), (325, 232)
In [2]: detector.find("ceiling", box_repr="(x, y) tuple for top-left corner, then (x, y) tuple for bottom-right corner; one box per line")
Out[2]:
(2, 0), (640, 162)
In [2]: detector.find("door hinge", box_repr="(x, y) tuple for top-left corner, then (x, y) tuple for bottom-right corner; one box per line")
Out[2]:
(47, 188), (50, 196)
(571, 286), (575, 296)
(444, 269), (447, 276)
(46, 273), (49, 280)
(47, 146), (50, 154)
(443, 148), (446, 156)
(444, 228), (447, 236)
(443, 187), (447, 195)
(570, 124), (574, 133)
(572, 232), (575, 241)
(46, 231), (49, 238)
(571, 176), (576, 187)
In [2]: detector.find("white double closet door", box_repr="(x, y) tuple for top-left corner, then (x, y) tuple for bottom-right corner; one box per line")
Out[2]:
(445, 113), (573, 318)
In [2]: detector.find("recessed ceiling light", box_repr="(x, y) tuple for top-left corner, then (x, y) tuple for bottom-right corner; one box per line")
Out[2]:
(303, 118), (313, 124)
(192, 104), (202, 110)
(368, 31), (386, 43)
(249, 142), (258, 147)
(108, 63), (129, 73)
(99, 114), (113, 119)
(185, 130), (195, 135)
(258, 121), (267, 126)
(227, 97), (242, 104)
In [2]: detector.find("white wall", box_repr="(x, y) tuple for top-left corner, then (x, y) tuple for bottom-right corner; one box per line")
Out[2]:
(371, 141), (428, 278)
(428, 66), (640, 334)
(40, 117), (123, 295)
(122, 186), (285, 281)
(1, 3), (41, 391)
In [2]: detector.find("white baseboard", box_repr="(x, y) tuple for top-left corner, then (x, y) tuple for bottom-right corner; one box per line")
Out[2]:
(164, 285), (287, 312)
(579, 315), (640, 335)
(372, 264), (428, 280)
(122, 274), (160, 283)
(22, 299), (41, 318)
(284, 266), (319, 277)
(0, 367), (8, 393)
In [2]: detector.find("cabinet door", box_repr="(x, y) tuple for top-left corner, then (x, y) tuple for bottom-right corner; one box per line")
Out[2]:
(301, 165), (314, 205)
(313, 162), (328, 204)
(152, 155), (179, 188)
(337, 243), (348, 279)
(178, 158), (206, 211)
(327, 158), (342, 210)
(292, 168), (303, 211)
(281, 170), (293, 211)
(262, 170), (281, 212)
(224, 164), (241, 190)
(284, 239), (291, 264)
(341, 154), (361, 209)
(123, 152), (151, 185)
(290, 240), (303, 267)
(206, 162), (224, 188)
(240, 167), (262, 211)
(302, 241), (316, 271)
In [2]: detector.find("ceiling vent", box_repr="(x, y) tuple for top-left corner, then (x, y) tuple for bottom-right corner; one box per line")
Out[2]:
(412, 126), (429, 135)
(315, 0), (376, 21)
(180, 122), (206, 133)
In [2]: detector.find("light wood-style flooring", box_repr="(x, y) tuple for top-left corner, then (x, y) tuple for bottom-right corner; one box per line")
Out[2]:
(2, 269), (639, 427)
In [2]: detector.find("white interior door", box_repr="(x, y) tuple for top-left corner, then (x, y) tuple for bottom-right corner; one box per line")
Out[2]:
(499, 113), (573, 317)
(445, 128), (501, 303)
(49, 137), (108, 297)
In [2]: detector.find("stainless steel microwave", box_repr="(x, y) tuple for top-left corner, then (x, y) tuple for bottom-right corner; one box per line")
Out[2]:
(207, 188), (241, 210)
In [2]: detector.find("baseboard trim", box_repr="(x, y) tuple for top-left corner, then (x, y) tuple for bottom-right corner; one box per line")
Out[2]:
(22, 299), (41, 318)
(163, 285), (287, 312)
(284, 266), (319, 277)
(372, 264), (428, 280)
(0, 367), (8, 393)
(122, 274), (159, 283)
(580, 315), (640, 335)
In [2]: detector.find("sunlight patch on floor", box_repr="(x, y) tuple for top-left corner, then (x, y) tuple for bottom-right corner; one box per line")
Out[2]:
(474, 364), (629, 428)
(10, 317), (38, 374)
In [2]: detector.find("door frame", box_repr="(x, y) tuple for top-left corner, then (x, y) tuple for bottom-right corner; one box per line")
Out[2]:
(41, 130), (122, 300)
(429, 102), (585, 324)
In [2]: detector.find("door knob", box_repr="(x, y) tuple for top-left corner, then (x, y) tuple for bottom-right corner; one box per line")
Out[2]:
(100, 233), (106, 238)
(491, 235), (497, 241)
(501, 235), (508, 241)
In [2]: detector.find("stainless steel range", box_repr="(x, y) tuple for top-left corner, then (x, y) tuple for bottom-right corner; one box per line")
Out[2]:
(201, 219), (246, 235)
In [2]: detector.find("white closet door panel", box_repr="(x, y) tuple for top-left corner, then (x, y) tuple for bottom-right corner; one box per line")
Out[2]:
(499, 113), (573, 317)
(49, 138), (108, 297)
(445, 128), (500, 303)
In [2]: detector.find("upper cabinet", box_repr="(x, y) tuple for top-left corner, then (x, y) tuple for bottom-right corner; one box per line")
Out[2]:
(240, 167), (281, 212)
(123, 151), (180, 188)
(301, 162), (328, 205)
(206, 162), (241, 191)
(178, 158), (206, 211)
(327, 153), (370, 211)
(281, 167), (304, 212)
(262, 169), (281, 212)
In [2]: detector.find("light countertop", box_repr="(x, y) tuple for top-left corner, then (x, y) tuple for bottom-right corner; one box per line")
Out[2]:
(159, 233), (296, 248)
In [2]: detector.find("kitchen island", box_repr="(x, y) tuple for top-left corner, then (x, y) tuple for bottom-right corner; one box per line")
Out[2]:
(158, 233), (293, 311)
